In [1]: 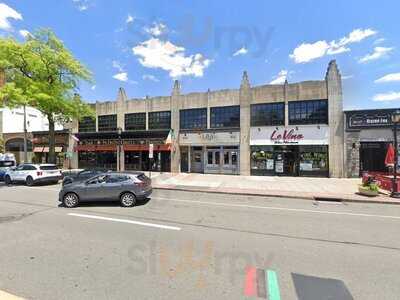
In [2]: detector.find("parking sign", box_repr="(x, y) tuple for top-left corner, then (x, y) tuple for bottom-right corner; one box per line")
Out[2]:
(149, 143), (154, 159)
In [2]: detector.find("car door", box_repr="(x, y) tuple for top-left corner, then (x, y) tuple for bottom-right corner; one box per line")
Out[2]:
(12, 165), (25, 181)
(101, 174), (128, 200)
(81, 175), (107, 201)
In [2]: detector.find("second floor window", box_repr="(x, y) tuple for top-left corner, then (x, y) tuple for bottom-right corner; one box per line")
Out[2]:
(98, 114), (117, 132)
(180, 108), (207, 130)
(210, 106), (240, 128)
(148, 111), (171, 130)
(251, 102), (284, 126)
(289, 100), (328, 125)
(79, 116), (96, 132)
(125, 113), (146, 131)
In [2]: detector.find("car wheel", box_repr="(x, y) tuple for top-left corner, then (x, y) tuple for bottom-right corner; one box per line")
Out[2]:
(4, 175), (12, 185)
(63, 193), (79, 208)
(120, 192), (137, 207)
(26, 176), (34, 187)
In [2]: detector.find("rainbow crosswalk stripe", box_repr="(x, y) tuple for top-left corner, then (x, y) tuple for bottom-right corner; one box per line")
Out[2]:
(244, 267), (281, 299)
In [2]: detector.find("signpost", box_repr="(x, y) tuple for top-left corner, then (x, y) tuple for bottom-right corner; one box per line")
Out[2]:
(149, 143), (154, 179)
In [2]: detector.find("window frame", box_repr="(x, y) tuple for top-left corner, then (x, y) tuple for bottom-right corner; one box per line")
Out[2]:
(78, 116), (96, 133)
(250, 102), (285, 126)
(148, 111), (171, 130)
(210, 105), (240, 129)
(97, 114), (118, 132)
(180, 108), (207, 130)
(288, 99), (328, 125)
(125, 113), (146, 131)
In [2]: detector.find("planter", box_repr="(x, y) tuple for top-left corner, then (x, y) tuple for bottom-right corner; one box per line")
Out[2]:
(358, 185), (379, 197)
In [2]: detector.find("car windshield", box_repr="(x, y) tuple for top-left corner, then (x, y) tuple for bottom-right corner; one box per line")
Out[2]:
(40, 165), (58, 170)
(0, 161), (15, 168)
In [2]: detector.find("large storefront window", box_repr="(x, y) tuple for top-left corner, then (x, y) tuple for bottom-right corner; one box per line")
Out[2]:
(125, 113), (146, 131)
(98, 115), (117, 132)
(251, 146), (274, 176)
(149, 111), (171, 130)
(180, 108), (207, 130)
(79, 117), (96, 132)
(250, 145), (328, 177)
(299, 145), (328, 177)
(251, 103), (284, 126)
(210, 106), (240, 128)
(78, 151), (117, 170)
(289, 100), (328, 125)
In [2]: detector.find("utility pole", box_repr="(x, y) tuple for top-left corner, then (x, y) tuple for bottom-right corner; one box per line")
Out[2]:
(23, 105), (28, 163)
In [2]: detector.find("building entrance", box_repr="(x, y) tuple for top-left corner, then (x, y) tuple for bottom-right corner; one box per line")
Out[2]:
(359, 142), (390, 175)
(274, 146), (299, 176)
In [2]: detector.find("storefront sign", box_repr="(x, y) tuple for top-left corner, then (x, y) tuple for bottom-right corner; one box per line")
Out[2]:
(179, 131), (240, 146)
(250, 125), (329, 145)
(346, 109), (395, 131)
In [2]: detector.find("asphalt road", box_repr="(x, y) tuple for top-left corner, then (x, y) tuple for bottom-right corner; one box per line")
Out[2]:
(1, 182), (400, 299)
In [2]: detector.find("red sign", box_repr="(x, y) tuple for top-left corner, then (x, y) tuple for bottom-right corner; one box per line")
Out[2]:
(270, 129), (304, 143)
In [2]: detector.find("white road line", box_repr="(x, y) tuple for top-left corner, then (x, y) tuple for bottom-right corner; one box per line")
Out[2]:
(153, 197), (400, 220)
(0, 289), (25, 300)
(68, 213), (181, 231)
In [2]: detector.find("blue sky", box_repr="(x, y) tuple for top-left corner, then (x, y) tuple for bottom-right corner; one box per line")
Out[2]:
(1, 1), (400, 110)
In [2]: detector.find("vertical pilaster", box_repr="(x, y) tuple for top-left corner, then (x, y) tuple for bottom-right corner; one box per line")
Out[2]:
(239, 71), (252, 176)
(69, 119), (79, 169)
(207, 89), (211, 129)
(116, 87), (127, 130)
(145, 95), (149, 130)
(170, 80), (181, 173)
(326, 60), (344, 178)
(284, 79), (289, 127)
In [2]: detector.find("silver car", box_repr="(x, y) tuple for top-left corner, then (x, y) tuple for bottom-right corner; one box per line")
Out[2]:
(59, 172), (152, 208)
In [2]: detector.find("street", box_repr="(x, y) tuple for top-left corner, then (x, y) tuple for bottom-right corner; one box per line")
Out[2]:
(1, 183), (400, 299)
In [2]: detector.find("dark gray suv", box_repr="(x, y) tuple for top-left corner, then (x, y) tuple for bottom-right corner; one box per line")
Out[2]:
(59, 172), (152, 208)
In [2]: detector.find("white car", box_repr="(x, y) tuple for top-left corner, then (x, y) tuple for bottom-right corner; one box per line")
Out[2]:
(4, 163), (62, 186)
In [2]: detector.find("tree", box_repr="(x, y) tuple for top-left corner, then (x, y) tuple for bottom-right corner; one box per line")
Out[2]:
(0, 29), (94, 164)
(0, 136), (4, 153)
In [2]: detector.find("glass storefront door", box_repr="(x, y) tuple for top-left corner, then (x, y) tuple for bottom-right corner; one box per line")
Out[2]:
(205, 146), (239, 175)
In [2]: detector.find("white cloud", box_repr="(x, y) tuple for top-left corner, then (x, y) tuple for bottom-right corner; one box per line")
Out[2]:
(373, 92), (400, 102)
(142, 74), (159, 82)
(375, 73), (400, 83)
(0, 3), (22, 30)
(233, 47), (248, 57)
(374, 38), (386, 45)
(359, 47), (394, 63)
(145, 22), (167, 37)
(290, 28), (377, 63)
(126, 14), (134, 24)
(113, 72), (128, 82)
(72, 0), (91, 11)
(19, 29), (31, 38)
(270, 70), (289, 84)
(91, 85), (96, 90)
(132, 38), (212, 78)
(342, 75), (354, 80)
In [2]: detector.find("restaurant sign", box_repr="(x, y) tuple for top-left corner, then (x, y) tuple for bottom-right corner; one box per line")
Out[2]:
(250, 125), (329, 145)
(179, 131), (240, 145)
(345, 109), (396, 131)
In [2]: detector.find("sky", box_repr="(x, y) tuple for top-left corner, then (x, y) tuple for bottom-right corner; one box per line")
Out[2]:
(0, 0), (400, 110)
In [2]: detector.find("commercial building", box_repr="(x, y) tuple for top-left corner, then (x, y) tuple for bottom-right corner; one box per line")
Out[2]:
(69, 60), (345, 177)
(344, 108), (398, 177)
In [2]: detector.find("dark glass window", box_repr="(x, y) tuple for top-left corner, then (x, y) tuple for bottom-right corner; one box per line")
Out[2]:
(78, 117), (96, 133)
(289, 100), (328, 125)
(210, 106), (240, 128)
(98, 115), (117, 132)
(180, 108), (207, 130)
(251, 103), (284, 126)
(125, 113), (146, 131)
(148, 111), (171, 130)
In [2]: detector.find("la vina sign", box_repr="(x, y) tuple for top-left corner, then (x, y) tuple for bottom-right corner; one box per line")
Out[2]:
(270, 129), (304, 143)
(250, 125), (329, 146)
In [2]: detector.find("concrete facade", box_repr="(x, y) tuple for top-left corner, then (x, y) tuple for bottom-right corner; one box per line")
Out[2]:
(71, 60), (345, 177)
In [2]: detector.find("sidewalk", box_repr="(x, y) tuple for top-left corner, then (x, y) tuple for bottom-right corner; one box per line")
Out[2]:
(144, 172), (400, 205)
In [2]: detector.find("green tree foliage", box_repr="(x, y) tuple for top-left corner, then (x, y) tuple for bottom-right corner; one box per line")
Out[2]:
(0, 29), (94, 163)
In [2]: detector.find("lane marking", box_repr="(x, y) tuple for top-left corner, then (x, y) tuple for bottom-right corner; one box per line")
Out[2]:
(153, 197), (400, 220)
(267, 270), (281, 300)
(68, 213), (181, 231)
(244, 267), (257, 296)
(0, 289), (26, 300)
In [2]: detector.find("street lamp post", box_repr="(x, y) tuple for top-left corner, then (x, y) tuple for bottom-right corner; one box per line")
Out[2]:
(391, 110), (400, 198)
(117, 127), (122, 172)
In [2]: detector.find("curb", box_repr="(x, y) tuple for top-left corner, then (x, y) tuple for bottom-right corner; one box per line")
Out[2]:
(152, 186), (400, 205)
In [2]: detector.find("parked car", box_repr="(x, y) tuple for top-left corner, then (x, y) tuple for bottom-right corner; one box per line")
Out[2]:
(62, 169), (110, 186)
(0, 153), (16, 182)
(4, 163), (62, 186)
(59, 172), (152, 208)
